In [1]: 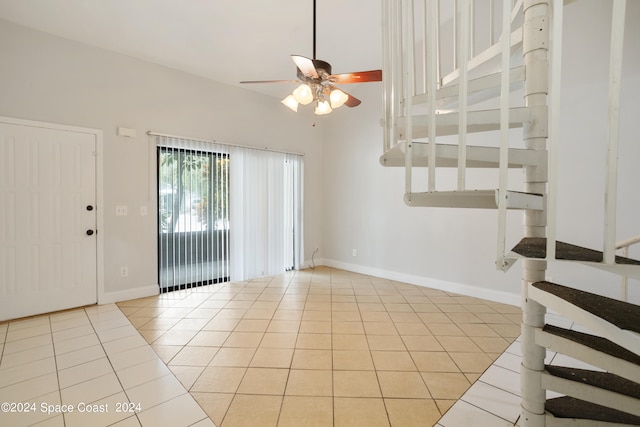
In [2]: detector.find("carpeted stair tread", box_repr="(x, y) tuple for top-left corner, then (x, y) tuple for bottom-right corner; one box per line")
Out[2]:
(512, 237), (640, 265)
(546, 396), (640, 425)
(545, 365), (640, 399)
(544, 325), (640, 366)
(533, 281), (640, 334)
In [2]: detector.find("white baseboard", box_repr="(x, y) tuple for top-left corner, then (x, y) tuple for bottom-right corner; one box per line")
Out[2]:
(319, 258), (521, 307)
(99, 284), (159, 305)
(98, 263), (521, 308)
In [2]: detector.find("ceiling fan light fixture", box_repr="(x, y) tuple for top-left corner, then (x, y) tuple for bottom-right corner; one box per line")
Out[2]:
(292, 84), (314, 105)
(314, 99), (332, 115)
(329, 88), (349, 109)
(240, 0), (381, 114)
(281, 95), (299, 112)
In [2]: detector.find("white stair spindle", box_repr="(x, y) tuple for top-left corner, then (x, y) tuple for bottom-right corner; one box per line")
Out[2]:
(603, 0), (626, 264)
(457, 0), (471, 191)
(405, 0), (415, 196)
(496, 0), (511, 270)
(546, 0), (564, 262)
(427, 0), (438, 191)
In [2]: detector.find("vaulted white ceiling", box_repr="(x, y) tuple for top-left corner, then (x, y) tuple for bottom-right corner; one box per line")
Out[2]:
(0, 0), (384, 99)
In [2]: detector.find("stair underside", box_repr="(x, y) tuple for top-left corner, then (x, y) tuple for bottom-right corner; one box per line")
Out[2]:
(380, 141), (544, 169)
(413, 66), (526, 109)
(441, 27), (523, 87)
(546, 397), (640, 426)
(396, 106), (530, 139)
(404, 190), (543, 210)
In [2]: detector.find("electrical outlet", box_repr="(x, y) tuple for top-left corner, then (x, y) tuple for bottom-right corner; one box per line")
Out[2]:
(352, 249), (357, 257)
(120, 267), (128, 277)
(140, 206), (147, 216)
(115, 205), (128, 216)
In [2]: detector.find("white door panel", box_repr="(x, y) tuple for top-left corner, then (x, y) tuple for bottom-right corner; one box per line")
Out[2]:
(0, 122), (97, 321)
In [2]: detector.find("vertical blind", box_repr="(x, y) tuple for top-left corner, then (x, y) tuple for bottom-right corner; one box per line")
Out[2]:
(157, 138), (230, 291)
(154, 134), (303, 291)
(229, 148), (304, 280)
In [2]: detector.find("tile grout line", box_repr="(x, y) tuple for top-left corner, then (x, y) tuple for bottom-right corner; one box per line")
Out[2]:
(268, 275), (294, 427)
(47, 314), (67, 427)
(0, 321), (6, 368)
(117, 268), (523, 427)
(84, 306), (144, 426)
(373, 281), (417, 426)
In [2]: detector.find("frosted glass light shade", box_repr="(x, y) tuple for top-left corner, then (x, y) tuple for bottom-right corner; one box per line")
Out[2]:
(329, 88), (349, 109)
(292, 84), (314, 105)
(281, 95), (299, 112)
(314, 100), (332, 115)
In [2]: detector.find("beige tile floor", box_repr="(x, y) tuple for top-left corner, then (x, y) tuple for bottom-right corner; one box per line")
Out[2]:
(120, 267), (521, 426)
(0, 266), (522, 426)
(0, 304), (214, 427)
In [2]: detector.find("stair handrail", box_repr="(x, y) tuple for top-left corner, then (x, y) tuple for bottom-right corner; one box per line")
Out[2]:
(616, 234), (640, 302)
(615, 235), (640, 252)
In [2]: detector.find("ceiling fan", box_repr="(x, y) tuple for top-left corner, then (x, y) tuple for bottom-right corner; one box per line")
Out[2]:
(240, 0), (382, 115)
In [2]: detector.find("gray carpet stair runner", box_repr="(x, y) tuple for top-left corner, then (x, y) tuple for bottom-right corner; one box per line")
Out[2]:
(543, 324), (640, 366)
(546, 396), (640, 425)
(532, 281), (640, 334)
(512, 237), (640, 265)
(530, 281), (640, 424)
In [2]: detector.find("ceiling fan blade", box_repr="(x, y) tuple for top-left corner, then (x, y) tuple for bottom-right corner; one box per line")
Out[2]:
(329, 69), (382, 84)
(330, 86), (362, 108)
(327, 84), (362, 108)
(344, 93), (362, 108)
(240, 79), (300, 84)
(291, 55), (319, 79)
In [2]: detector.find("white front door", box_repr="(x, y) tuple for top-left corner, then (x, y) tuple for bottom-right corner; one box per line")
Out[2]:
(0, 120), (97, 321)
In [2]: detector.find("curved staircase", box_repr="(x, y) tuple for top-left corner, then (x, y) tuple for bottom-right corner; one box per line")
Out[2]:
(381, 0), (639, 425)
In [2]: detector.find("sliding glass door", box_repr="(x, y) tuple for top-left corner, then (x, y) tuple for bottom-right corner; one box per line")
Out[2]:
(158, 147), (229, 291)
(154, 132), (304, 289)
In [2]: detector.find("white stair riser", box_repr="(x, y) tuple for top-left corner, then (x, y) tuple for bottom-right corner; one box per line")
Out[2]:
(535, 329), (640, 384)
(380, 142), (545, 169)
(413, 66), (526, 108)
(441, 29), (523, 87)
(404, 190), (543, 210)
(504, 253), (640, 281)
(396, 106), (531, 139)
(528, 284), (640, 356)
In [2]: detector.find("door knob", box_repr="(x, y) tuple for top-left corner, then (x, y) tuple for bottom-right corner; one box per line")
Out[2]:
(86, 205), (94, 211)
(86, 230), (94, 236)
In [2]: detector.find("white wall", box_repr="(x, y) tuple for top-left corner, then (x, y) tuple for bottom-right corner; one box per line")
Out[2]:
(0, 19), (326, 302)
(321, 0), (640, 305)
(321, 89), (525, 305)
(1, 0), (638, 308)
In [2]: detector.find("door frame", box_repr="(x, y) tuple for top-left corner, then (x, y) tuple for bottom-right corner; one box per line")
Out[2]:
(0, 115), (105, 307)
